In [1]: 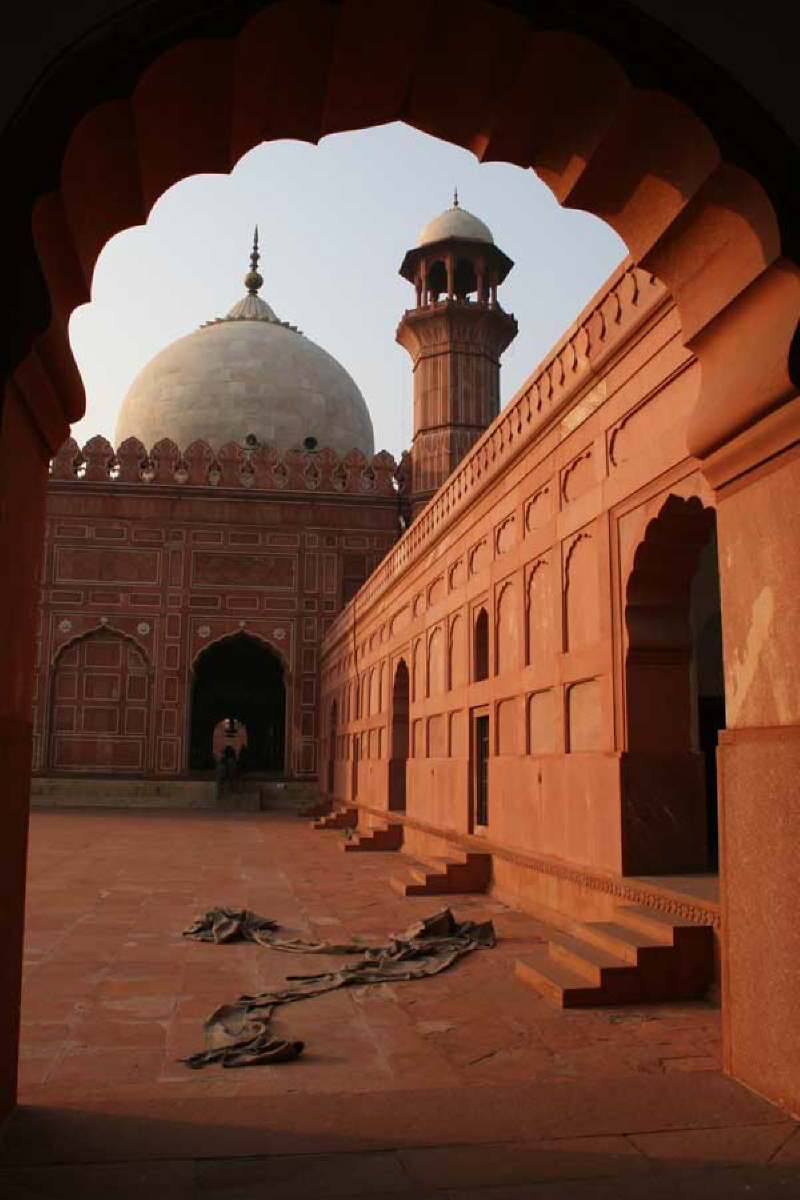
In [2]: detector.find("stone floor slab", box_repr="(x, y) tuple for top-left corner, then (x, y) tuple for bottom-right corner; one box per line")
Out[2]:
(2, 808), (796, 1198)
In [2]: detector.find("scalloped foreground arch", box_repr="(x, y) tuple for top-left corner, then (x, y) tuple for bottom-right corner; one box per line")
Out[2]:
(13, 0), (798, 472)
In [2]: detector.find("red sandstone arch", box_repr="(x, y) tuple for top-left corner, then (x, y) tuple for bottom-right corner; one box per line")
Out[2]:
(188, 627), (291, 679)
(622, 493), (719, 874)
(188, 630), (287, 772)
(47, 627), (152, 774)
(3, 0), (800, 1122)
(53, 621), (153, 671)
(10, 4), (796, 482)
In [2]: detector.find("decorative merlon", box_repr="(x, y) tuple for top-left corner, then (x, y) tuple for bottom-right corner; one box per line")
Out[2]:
(50, 437), (401, 497)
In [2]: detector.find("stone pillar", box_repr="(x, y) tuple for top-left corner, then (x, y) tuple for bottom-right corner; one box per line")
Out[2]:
(0, 386), (49, 1117)
(713, 440), (800, 1115)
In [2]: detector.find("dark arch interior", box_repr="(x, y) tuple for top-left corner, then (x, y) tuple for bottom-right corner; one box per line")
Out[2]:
(474, 608), (489, 681)
(454, 257), (477, 298)
(189, 633), (285, 772)
(624, 495), (724, 872)
(389, 660), (410, 812)
(428, 260), (447, 299)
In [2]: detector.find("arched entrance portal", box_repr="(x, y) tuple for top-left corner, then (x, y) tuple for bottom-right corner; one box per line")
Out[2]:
(622, 495), (724, 874)
(389, 660), (410, 812)
(189, 633), (285, 773)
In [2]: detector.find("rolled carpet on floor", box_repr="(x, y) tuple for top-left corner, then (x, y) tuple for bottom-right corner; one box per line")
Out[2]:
(181, 906), (496, 1069)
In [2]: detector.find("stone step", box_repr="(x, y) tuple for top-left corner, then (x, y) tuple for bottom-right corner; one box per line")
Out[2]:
(298, 799), (334, 819)
(341, 825), (403, 852)
(30, 777), (217, 809)
(312, 807), (358, 831)
(516, 907), (714, 1010)
(389, 851), (491, 897)
(515, 948), (610, 1008)
(546, 931), (637, 988)
(578, 921), (674, 966)
(615, 903), (709, 946)
(217, 789), (261, 812)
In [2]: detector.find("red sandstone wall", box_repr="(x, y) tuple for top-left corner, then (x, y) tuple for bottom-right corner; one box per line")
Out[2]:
(35, 481), (398, 779)
(321, 262), (717, 914)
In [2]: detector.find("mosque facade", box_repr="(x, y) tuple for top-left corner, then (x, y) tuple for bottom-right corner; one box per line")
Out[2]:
(32, 232), (403, 783)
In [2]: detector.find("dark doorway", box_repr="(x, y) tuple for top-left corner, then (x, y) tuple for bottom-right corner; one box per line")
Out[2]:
(474, 608), (489, 681)
(474, 713), (490, 827)
(623, 495), (724, 873)
(189, 633), (285, 772)
(389, 660), (410, 812)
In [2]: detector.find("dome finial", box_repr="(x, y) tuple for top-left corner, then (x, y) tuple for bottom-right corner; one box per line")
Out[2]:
(244, 225), (264, 295)
(453, 187), (459, 209)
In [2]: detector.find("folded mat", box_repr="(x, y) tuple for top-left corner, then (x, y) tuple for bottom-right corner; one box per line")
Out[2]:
(181, 906), (495, 1069)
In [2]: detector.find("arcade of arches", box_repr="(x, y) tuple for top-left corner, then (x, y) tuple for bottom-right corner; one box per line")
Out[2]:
(2, 0), (800, 1128)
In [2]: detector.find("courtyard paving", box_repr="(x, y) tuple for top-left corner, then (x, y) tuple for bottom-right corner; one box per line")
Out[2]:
(1, 808), (797, 1198)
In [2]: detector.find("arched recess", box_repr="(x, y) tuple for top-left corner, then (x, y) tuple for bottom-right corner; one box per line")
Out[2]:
(496, 581), (520, 675)
(526, 559), (553, 665)
(189, 631), (286, 772)
(448, 613), (467, 689)
(411, 638), (423, 702)
(371, 664), (382, 714)
(474, 607), (490, 681)
(48, 627), (151, 774)
(389, 660), (410, 812)
(327, 699), (337, 795)
(622, 494), (722, 874)
(427, 627), (445, 696)
(563, 533), (598, 652)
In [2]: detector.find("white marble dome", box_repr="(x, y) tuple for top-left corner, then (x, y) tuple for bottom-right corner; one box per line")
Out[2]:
(115, 268), (374, 458)
(418, 197), (494, 247)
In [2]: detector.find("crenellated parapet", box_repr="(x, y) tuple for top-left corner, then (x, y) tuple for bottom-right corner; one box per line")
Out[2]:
(50, 437), (400, 496)
(326, 262), (667, 644)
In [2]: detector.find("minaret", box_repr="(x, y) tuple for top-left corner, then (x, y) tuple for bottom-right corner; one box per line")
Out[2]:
(396, 192), (518, 515)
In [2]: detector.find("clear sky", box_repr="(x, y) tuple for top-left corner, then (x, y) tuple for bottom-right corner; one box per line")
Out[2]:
(68, 122), (626, 461)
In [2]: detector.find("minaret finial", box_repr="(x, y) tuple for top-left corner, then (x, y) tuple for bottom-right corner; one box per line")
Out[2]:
(244, 225), (263, 295)
(453, 187), (459, 208)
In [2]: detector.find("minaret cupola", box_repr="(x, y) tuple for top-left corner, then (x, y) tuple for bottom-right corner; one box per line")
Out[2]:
(396, 192), (518, 515)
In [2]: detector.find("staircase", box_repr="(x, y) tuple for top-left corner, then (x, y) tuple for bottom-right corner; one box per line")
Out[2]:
(298, 797), (334, 819)
(515, 904), (714, 1007)
(390, 852), (491, 896)
(342, 824), (403, 852)
(216, 787), (261, 813)
(312, 807), (358, 831)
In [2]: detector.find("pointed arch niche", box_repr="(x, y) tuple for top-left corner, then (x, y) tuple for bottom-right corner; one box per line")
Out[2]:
(622, 494), (723, 874)
(48, 627), (152, 774)
(389, 660), (410, 812)
(189, 631), (286, 773)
